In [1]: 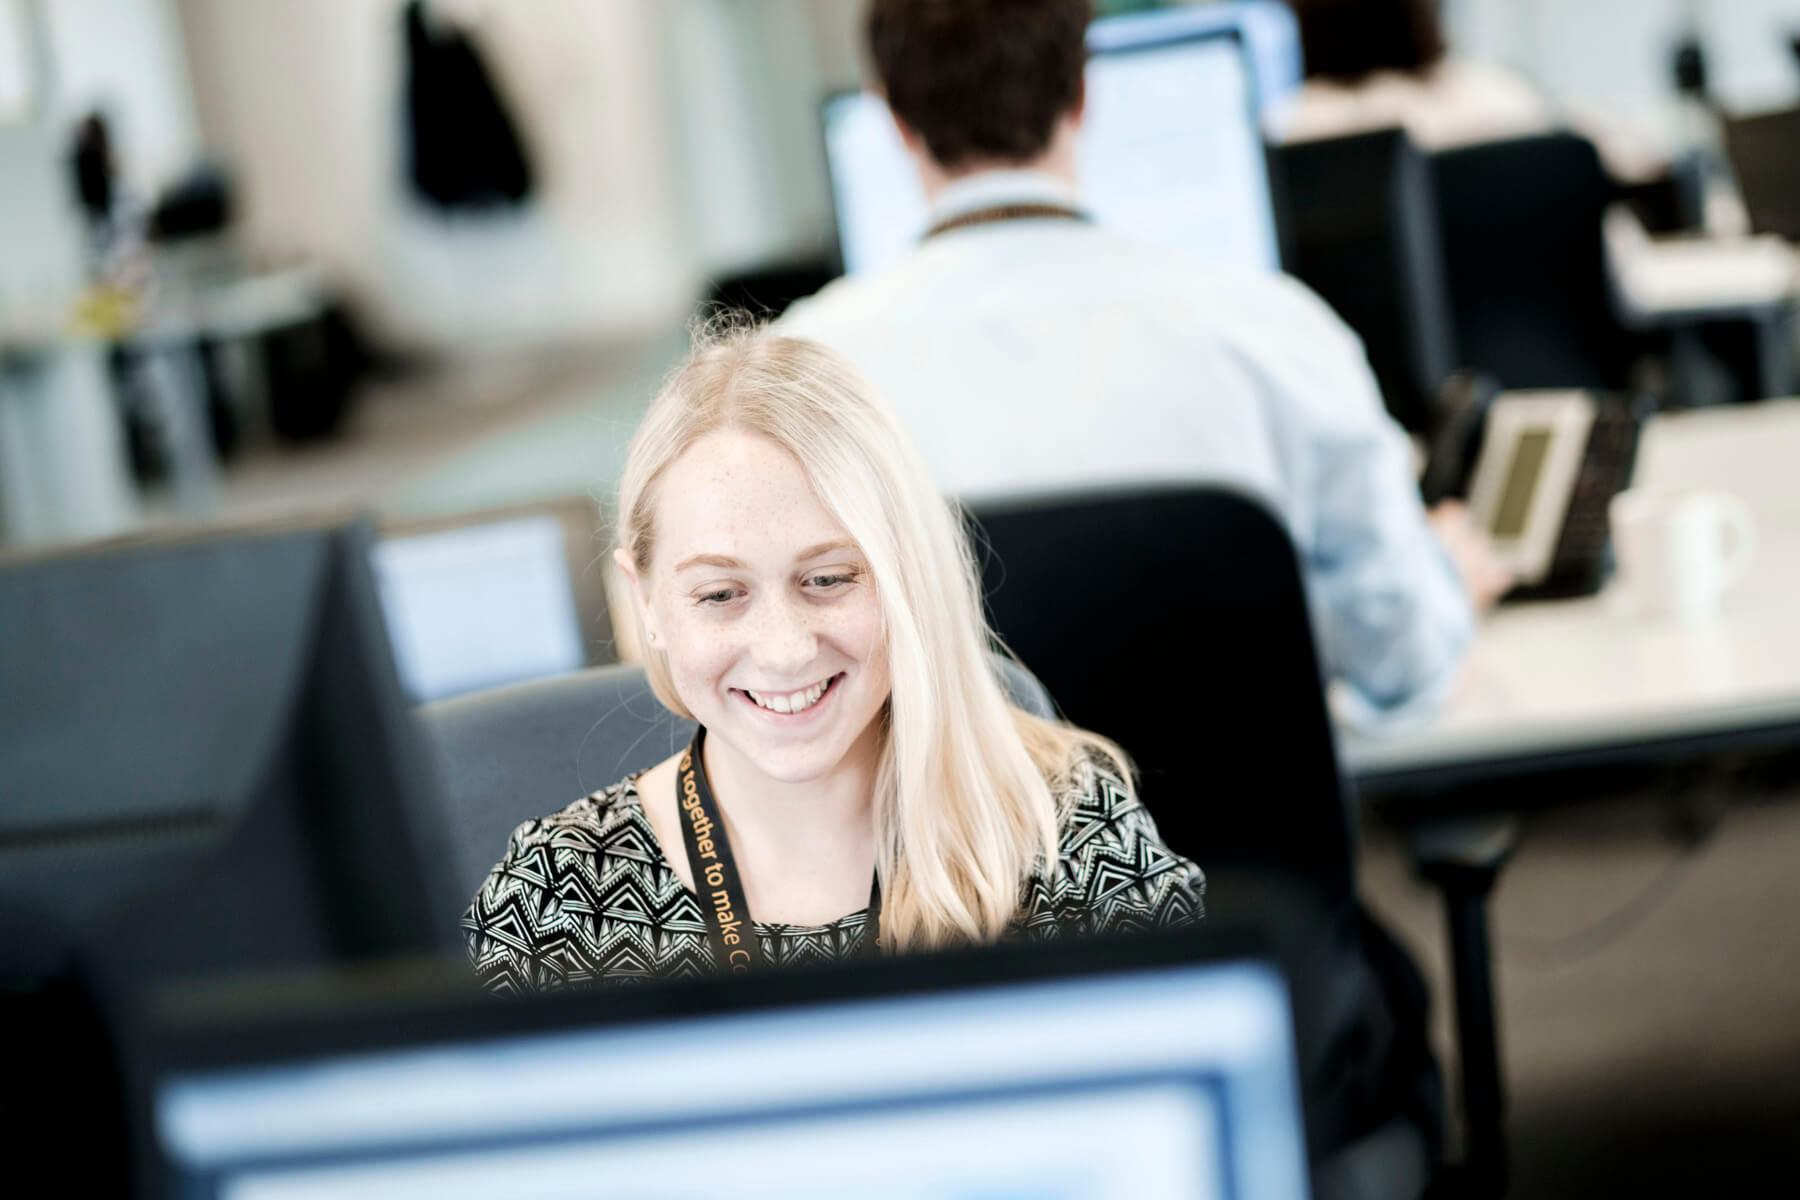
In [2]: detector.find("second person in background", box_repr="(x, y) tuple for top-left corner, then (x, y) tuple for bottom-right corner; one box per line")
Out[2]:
(781, 0), (1510, 730)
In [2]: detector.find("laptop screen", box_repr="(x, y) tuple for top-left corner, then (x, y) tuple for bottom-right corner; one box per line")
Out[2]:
(152, 959), (1308, 1200)
(821, 6), (1295, 277)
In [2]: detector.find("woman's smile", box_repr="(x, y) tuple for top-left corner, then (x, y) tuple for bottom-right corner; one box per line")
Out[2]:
(734, 671), (845, 718)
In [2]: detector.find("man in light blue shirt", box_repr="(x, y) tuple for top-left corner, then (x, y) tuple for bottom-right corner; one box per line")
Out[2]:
(780, 0), (1507, 728)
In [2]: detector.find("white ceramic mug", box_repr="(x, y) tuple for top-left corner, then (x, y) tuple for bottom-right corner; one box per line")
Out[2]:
(1609, 488), (1759, 623)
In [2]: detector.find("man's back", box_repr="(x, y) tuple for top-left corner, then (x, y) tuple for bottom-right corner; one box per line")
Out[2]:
(780, 174), (1472, 725)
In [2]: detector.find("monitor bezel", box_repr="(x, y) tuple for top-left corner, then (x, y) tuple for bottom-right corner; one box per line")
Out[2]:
(131, 923), (1291, 1197)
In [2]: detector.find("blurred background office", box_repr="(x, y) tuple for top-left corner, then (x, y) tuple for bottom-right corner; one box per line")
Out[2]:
(7, 0), (1800, 552)
(5, 1), (1800, 1197)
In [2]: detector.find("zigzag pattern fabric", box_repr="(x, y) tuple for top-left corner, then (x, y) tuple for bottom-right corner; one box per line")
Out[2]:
(464, 751), (1205, 993)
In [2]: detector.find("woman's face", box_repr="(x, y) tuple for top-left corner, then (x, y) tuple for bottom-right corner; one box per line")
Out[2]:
(621, 427), (891, 786)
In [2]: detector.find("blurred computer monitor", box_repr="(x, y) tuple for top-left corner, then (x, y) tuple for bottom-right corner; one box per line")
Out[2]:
(820, 1), (1300, 277)
(0, 515), (461, 992)
(372, 496), (614, 704)
(141, 931), (1309, 1200)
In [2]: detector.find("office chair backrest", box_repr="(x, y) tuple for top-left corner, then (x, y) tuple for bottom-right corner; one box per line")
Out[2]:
(1431, 132), (1641, 391)
(968, 485), (1353, 895)
(1275, 127), (1455, 435)
(421, 656), (1056, 906)
(705, 256), (841, 321)
(1723, 106), (1800, 241)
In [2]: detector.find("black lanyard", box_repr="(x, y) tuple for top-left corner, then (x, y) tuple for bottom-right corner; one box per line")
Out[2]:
(922, 201), (1091, 242)
(676, 728), (881, 972)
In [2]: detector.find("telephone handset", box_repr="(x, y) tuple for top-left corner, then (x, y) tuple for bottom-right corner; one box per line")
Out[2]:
(1422, 373), (1645, 600)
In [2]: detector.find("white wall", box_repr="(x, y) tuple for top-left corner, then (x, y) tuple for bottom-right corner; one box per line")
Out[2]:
(0, 0), (33, 122)
(661, 0), (840, 274)
(175, 0), (695, 354)
(41, 0), (200, 193)
(1445, 0), (1800, 146)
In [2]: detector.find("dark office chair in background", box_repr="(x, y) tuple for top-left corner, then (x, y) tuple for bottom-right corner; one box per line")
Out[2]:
(1431, 133), (1647, 393)
(968, 485), (1511, 1200)
(1275, 127), (1457, 436)
(703, 255), (841, 322)
(1723, 105), (1800, 242)
(420, 656), (1056, 906)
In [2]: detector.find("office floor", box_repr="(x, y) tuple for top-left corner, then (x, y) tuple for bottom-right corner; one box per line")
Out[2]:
(1358, 775), (1800, 1198)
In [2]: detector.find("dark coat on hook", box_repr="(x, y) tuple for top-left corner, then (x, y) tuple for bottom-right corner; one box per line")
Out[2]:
(402, 0), (535, 211)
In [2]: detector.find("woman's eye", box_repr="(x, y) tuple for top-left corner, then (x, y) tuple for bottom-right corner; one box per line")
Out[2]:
(695, 588), (740, 606)
(807, 572), (857, 590)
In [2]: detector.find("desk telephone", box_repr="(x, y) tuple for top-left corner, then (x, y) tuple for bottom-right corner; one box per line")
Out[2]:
(1421, 374), (1646, 600)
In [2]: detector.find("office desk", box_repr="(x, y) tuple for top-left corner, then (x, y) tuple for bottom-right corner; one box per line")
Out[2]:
(1345, 399), (1800, 798)
(1607, 212), (1799, 405)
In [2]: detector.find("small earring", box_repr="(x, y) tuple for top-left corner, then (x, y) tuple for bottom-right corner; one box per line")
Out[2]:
(647, 630), (658, 645)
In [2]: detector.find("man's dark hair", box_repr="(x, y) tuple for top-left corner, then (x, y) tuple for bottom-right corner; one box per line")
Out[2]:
(867, 0), (1092, 170)
(1289, 0), (1447, 82)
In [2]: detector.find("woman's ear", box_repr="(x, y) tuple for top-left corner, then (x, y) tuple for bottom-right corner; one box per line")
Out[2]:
(612, 548), (661, 649)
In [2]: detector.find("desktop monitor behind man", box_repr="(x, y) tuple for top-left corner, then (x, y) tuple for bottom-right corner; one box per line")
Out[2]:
(820, 3), (1294, 277)
(782, 0), (1510, 730)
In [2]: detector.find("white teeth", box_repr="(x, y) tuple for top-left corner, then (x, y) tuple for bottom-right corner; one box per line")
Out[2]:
(746, 677), (832, 714)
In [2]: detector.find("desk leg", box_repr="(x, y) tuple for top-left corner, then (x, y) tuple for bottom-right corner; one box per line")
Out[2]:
(1415, 816), (1518, 1199)
(137, 343), (219, 517)
(1751, 304), (1795, 401)
(1668, 325), (1721, 408)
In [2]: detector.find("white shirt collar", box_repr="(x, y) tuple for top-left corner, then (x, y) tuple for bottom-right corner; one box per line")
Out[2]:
(928, 169), (1083, 225)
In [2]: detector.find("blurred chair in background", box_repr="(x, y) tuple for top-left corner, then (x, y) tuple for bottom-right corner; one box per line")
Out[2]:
(1275, 0), (1552, 152)
(967, 485), (1514, 1199)
(705, 257), (841, 322)
(1274, 126), (1455, 435)
(1431, 132), (1646, 393)
(1723, 106), (1800, 243)
(420, 656), (1054, 907)
(1432, 131), (1789, 411)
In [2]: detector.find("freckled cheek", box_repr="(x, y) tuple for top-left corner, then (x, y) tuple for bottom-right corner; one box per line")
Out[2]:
(660, 615), (745, 697)
(830, 596), (888, 673)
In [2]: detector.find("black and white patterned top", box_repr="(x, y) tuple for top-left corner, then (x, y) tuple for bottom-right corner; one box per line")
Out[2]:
(464, 751), (1205, 994)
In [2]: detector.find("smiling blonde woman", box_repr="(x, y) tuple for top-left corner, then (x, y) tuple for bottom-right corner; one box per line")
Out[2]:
(464, 326), (1204, 990)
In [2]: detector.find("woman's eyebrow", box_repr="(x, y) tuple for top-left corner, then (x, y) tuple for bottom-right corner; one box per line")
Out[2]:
(795, 540), (858, 562)
(673, 553), (742, 573)
(672, 543), (857, 573)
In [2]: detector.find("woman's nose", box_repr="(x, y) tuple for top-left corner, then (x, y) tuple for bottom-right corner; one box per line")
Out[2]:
(749, 596), (818, 676)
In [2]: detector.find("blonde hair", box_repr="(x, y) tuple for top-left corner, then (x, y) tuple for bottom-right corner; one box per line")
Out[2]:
(616, 323), (1131, 951)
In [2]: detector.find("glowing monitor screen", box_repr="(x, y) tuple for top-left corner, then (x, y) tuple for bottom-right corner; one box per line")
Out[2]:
(153, 960), (1308, 1200)
(822, 16), (1289, 276)
(370, 514), (586, 703)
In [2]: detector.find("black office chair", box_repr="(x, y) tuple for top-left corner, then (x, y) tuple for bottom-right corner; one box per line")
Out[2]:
(1275, 127), (1456, 435)
(1723, 105), (1800, 241)
(703, 255), (841, 323)
(421, 656), (1056, 907)
(968, 485), (1508, 1200)
(1432, 132), (1647, 393)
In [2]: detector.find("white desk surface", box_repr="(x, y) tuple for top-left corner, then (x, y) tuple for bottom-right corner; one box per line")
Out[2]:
(1607, 210), (1799, 319)
(1344, 399), (1800, 785)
